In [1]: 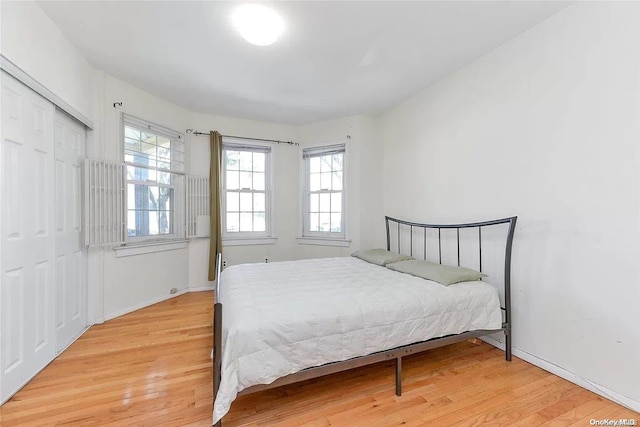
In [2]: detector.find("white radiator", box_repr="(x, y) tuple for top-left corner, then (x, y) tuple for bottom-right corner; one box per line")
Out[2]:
(186, 175), (210, 238)
(85, 159), (126, 246)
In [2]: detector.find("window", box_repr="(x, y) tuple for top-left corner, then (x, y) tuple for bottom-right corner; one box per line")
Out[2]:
(123, 115), (185, 242)
(302, 144), (346, 239)
(222, 140), (272, 239)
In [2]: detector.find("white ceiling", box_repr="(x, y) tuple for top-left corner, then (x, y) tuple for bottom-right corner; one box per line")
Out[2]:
(39, 1), (567, 125)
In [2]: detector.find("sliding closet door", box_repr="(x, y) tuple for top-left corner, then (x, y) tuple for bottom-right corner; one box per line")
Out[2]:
(0, 72), (57, 403)
(54, 110), (87, 352)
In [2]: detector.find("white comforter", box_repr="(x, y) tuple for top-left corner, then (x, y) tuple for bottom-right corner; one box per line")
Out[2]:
(213, 257), (502, 422)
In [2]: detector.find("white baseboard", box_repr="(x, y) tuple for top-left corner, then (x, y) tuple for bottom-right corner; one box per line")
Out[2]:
(188, 286), (214, 292)
(103, 288), (189, 321)
(482, 336), (640, 413)
(103, 287), (214, 322)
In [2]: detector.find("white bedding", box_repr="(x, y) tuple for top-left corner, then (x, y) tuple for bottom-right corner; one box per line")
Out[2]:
(213, 256), (502, 422)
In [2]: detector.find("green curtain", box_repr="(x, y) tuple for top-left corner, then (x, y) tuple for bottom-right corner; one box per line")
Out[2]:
(208, 131), (223, 281)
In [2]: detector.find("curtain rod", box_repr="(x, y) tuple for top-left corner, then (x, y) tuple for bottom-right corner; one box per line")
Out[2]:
(185, 129), (299, 146)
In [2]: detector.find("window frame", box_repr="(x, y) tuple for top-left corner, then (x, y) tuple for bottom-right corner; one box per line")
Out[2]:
(221, 138), (274, 241)
(301, 144), (347, 240)
(121, 114), (185, 244)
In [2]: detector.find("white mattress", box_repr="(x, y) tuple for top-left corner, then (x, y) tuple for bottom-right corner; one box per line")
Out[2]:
(213, 256), (502, 422)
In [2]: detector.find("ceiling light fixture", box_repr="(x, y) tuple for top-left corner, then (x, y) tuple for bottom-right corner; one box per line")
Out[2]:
(232, 4), (284, 46)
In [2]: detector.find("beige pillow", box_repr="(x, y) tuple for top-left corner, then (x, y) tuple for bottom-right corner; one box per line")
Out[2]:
(351, 249), (413, 266)
(386, 260), (487, 285)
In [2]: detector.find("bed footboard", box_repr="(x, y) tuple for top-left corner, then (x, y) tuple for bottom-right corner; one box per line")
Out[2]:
(213, 302), (222, 427)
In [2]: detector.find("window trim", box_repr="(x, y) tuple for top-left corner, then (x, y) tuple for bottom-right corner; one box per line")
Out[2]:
(221, 138), (275, 240)
(301, 143), (348, 241)
(121, 114), (186, 244)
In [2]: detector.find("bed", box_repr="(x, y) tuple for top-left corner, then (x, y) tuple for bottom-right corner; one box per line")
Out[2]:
(212, 215), (517, 425)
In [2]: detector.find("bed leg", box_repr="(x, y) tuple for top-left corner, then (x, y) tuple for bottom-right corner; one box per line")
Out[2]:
(395, 357), (402, 396)
(505, 328), (512, 362)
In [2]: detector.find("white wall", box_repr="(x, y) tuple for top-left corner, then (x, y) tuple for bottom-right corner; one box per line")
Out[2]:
(187, 114), (384, 274)
(97, 74), (192, 319)
(381, 2), (640, 408)
(187, 112), (298, 283)
(296, 115), (385, 259)
(0, 1), (95, 121)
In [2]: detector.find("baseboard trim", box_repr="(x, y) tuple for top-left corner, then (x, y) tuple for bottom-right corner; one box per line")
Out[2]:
(103, 287), (214, 322)
(104, 289), (189, 321)
(188, 286), (214, 292)
(482, 336), (640, 413)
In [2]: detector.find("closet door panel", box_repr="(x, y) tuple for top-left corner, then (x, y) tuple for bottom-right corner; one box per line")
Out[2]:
(1, 72), (56, 404)
(54, 109), (88, 352)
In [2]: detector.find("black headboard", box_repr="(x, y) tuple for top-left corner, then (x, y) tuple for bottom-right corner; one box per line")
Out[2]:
(385, 215), (517, 320)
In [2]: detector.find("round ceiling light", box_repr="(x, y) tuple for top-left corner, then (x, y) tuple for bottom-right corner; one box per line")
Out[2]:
(232, 4), (284, 46)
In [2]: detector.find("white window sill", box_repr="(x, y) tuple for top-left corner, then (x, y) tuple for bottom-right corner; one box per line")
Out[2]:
(114, 240), (188, 257)
(297, 237), (351, 247)
(222, 237), (277, 246)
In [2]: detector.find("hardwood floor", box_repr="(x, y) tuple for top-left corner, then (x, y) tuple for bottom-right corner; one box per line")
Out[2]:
(0, 292), (636, 426)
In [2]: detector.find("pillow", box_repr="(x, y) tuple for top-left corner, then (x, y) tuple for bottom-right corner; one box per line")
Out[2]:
(351, 249), (413, 266)
(386, 260), (487, 285)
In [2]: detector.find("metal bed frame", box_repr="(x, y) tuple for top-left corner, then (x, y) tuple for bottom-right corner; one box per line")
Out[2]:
(212, 215), (517, 426)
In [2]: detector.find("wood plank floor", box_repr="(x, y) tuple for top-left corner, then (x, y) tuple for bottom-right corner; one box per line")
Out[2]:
(0, 292), (636, 426)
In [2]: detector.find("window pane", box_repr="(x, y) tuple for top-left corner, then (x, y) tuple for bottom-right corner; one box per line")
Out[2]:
(127, 211), (137, 236)
(141, 141), (157, 157)
(253, 152), (265, 172)
(331, 213), (342, 232)
(158, 140), (171, 161)
(226, 151), (240, 170)
(320, 172), (331, 190)
(332, 171), (343, 191)
(125, 137), (141, 152)
(310, 157), (320, 173)
(148, 186), (159, 209)
(331, 192), (342, 212)
(240, 171), (252, 189)
(227, 192), (239, 212)
(239, 151), (253, 171)
(309, 173), (320, 191)
(125, 126), (141, 141)
(240, 192), (252, 211)
(157, 160), (171, 171)
(309, 193), (319, 212)
(240, 212), (252, 232)
(254, 193), (265, 212)
(159, 211), (171, 234)
(309, 213), (319, 231)
(158, 187), (171, 210)
(148, 211), (159, 235)
(332, 154), (343, 171)
(158, 147), (171, 162)
(254, 213), (266, 232)
(226, 171), (239, 190)
(320, 155), (332, 172)
(319, 213), (331, 232)
(127, 165), (136, 181)
(227, 212), (240, 232)
(141, 132), (156, 145)
(319, 193), (330, 213)
(253, 172), (265, 191)
(158, 171), (171, 184)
